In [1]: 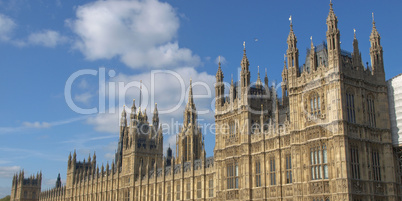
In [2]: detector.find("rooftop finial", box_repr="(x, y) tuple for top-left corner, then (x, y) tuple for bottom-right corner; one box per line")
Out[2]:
(243, 41), (246, 52)
(330, 0), (333, 10)
(353, 28), (356, 39)
(289, 15), (293, 29)
(258, 65), (260, 74)
(372, 12), (376, 27)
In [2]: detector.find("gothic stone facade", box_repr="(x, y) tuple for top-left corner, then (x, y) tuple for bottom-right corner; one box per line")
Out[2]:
(13, 3), (402, 201)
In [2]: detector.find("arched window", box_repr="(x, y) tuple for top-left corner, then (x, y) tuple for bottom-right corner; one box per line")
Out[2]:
(367, 95), (376, 127)
(346, 91), (356, 123)
(310, 93), (321, 118)
(227, 162), (239, 189)
(310, 144), (328, 180)
(229, 121), (236, 138)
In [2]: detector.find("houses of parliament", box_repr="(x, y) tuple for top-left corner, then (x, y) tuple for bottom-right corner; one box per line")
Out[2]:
(10, 2), (402, 201)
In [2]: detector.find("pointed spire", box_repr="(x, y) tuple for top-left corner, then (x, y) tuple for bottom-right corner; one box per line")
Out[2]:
(372, 12), (375, 27)
(153, 103), (159, 128)
(131, 99), (136, 122)
(216, 56), (224, 82)
(370, 12), (380, 38)
(369, 12), (383, 73)
(352, 29), (362, 70)
(120, 105), (127, 127)
(256, 66), (262, 88)
(327, 0), (338, 27)
(188, 78), (193, 105)
(93, 152), (96, 162)
(241, 41), (250, 71)
(310, 36), (314, 48)
(264, 68), (269, 87)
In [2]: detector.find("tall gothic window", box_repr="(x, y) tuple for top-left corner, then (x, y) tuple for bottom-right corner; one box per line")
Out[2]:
(176, 184), (180, 200)
(255, 161), (261, 187)
(286, 154), (293, 184)
(367, 96), (376, 127)
(227, 162), (239, 189)
(310, 144), (328, 180)
(310, 93), (321, 118)
(158, 186), (162, 201)
(186, 182), (191, 199)
(208, 178), (213, 197)
(347, 92), (356, 123)
(150, 187), (154, 201)
(270, 158), (276, 185)
(229, 121), (236, 138)
(166, 184), (171, 201)
(372, 149), (381, 181)
(197, 181), (202, 198)
(350, 146), (360, 179)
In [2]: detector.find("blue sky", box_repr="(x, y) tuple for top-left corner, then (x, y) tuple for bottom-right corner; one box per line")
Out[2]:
(0, 0), (401, 197)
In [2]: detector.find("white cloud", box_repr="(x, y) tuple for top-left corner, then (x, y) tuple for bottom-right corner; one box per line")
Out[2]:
(22, 121), (51, 129)
(27, 30), (68, 48)
(0, 166), (20, 178)
(0, 13), (16, 41)
(104, 153), (115, 160)
(86, 67), (216, 134)
(0, 116), (89, 134)
(69, 0), (200, 69)
(74, 92), (93, 104)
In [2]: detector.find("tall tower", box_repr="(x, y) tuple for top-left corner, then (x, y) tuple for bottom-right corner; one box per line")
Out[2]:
(120, 99), (163, 180)
(55, 173), (62, 188)
(176, 79), (204, 164)
(10, 171), (42, 201)
(326, 1), (341, 70)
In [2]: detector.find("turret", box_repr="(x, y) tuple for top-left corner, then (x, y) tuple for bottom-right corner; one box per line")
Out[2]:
(184, 79), (197, 127)
(92, 152), (96, 165)
(229, 75), (235, 101)
(309, 37), (317, 72)
(153, 103), (159, 129)
(281, 60), (288, 106)
(352, 29), (363, 70)
(116, 107), (127, 167)
(256, 66), (262, 90)
(287, 16), (299, 77)
(369, 13), (384, 76)
(240, 42), (251, 98)
(166, 146), (173, 166)
(55, 173), (62, 188)
(131, 99), (137, 126)
(326, 1), (341, 70)
(215, 56), (224, 108)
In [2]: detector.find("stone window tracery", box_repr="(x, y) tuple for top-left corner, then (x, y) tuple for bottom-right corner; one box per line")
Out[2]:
(255, 161), (261, 187)
(227, 162), (239, 189)
(346, 91), (356, 123)
(270, 158), (276, 185)
(310, 144), (328, 180)
(286, 154), (292, 184)
(367, 95), (376, 127)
